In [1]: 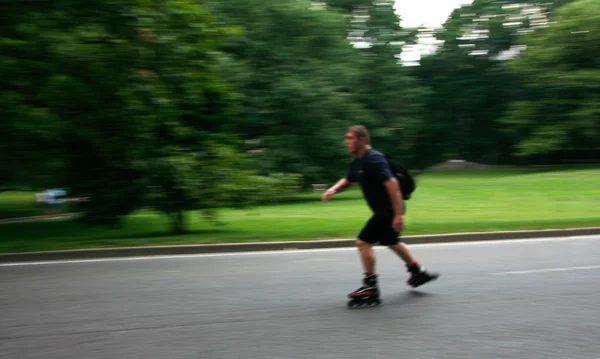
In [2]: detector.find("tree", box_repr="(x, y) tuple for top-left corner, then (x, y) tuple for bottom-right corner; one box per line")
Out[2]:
(502, 0), (600, 162)
(323, 0), (428, 166)
(206, 0), (377, 184)
(411, 0), (578, 166)
(438, 0), (577, 59)
(351, 1), (428, 167)
(0, 0), (282, 232)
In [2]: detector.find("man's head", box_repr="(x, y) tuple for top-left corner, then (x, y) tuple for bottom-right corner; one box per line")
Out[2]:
(345, 125), (370, 156)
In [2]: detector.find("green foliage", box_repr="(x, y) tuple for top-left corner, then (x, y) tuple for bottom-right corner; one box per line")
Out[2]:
(2, 0), (598, 237)
(206, 0), (371, 184)
(325, 0), (373, 13)
(207, 0), (427, 177)
(411, 0), (582, 167)
(223, 172), (304, 208)
(0, 0), (293, 232)
(438, 0), (577, 57)
(348, 0), (426, 166)
(502, 0), (600, 158)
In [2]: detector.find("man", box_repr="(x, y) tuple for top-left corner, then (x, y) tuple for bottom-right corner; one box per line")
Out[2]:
(322, 125), (438, 306)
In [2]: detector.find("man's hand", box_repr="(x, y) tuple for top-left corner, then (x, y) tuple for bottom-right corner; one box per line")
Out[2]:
(322, 178), (351, 201)
(392, 214), (404, 232)
(321, 189), (336, 201)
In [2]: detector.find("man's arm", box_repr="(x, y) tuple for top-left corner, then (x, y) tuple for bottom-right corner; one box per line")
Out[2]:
(384, 177), (404, 217)
(385, 177), (405, 232)
(371, 154), (405, 231)
(322, 177), (352, 201)
(323, 162), (357, 201)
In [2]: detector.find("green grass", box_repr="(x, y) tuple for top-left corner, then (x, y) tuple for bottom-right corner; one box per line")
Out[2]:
(0, 191), (46, 219)
(1, 167), (599, 253)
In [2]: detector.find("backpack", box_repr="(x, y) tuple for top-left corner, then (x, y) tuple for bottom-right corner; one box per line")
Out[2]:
(384, 153), (416, 200)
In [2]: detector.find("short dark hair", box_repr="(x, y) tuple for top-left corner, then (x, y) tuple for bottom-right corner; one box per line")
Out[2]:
(348, 125), (370, 144)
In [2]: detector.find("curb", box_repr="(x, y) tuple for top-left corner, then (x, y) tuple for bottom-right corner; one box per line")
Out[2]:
(0, 213), (81, 224)
(1, 227), (600, 263)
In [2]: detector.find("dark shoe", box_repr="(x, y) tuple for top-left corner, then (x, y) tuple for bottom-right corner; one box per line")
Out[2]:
(406, 264), (439, 288)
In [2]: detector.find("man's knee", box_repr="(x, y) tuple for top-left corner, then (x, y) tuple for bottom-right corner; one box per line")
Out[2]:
(356, 239), (372, 248)
(385, 241), (401, 249)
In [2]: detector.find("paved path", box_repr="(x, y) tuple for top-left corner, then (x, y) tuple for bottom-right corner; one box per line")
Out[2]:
(1, 235), (600, 358)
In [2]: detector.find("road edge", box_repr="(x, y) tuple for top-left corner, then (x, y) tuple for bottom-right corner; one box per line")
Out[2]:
(1, 226), (600, 263)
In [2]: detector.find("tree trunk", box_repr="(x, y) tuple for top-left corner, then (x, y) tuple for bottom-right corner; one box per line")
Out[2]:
(170, 211), (186, 234)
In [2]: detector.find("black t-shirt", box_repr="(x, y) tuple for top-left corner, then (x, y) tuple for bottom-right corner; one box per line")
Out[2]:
(346, 148), (395, 215)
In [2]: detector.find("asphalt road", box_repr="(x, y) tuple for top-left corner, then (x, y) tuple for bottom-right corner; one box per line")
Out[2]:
(2, 235), (600, 359)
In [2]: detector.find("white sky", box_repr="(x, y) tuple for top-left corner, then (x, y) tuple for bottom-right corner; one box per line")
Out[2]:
(394, 0), (474, 64)
(395, 0), (474, 28)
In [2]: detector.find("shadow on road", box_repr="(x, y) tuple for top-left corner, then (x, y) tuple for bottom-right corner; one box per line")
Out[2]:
(379, 290), (438, 306)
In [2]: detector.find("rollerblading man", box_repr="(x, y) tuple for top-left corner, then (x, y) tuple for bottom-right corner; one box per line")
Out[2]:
(322, 125), (439, 308)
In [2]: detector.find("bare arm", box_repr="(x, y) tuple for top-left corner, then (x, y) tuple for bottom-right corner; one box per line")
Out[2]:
(322, 177), (352, 201)
(385, 177), (405, 231)
(384, 177), (403, 216)
(333, 177), (352, 193)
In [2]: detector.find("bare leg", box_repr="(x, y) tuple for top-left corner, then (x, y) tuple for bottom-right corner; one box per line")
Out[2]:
(356, 239), (376, 274)
(390, 242), (440, 287)
(388, 242), (418, 266)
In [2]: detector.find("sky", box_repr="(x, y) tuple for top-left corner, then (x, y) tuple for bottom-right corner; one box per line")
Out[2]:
(394, 0), (474, 64)
(395, 0), (474, 28)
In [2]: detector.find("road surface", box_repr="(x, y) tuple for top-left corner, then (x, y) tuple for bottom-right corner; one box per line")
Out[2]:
(2, 235), (600, 359)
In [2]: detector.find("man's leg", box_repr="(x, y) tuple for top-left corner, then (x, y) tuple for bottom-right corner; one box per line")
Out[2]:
(356, 239), (376, 275)
(387, 203), (418, 266)
(355, 215), (379, 275)
(382, 226), (440, 288)
(347, 217), (380, 302)
(389, 242), (439, 287)
(388, 242), (418, 266)
(348, 237), (381, 306)
(385, 233), (422, 274)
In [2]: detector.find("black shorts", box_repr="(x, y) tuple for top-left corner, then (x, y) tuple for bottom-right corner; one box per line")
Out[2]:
(357, 213), (401, 246)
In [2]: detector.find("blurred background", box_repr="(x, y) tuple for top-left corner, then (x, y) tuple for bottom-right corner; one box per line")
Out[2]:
(1, 0), (598, 239)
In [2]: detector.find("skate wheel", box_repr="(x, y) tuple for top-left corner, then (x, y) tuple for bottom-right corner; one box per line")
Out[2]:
(347, 300), (362, 309)
(347, 299), (381, 309)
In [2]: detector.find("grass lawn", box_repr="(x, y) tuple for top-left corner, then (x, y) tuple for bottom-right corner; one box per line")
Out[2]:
(0, 191), (47, 219)
(1, 167), (599, 253)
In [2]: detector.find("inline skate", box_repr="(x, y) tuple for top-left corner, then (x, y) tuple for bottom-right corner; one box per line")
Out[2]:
(347, 273), (381, 309)
(406, 263), (439, 288)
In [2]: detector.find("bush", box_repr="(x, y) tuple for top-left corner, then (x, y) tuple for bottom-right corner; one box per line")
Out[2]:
(223, 172), (303, 208)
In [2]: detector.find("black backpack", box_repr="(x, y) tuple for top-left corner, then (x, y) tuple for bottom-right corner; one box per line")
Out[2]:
(384, 153), (416, 200)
